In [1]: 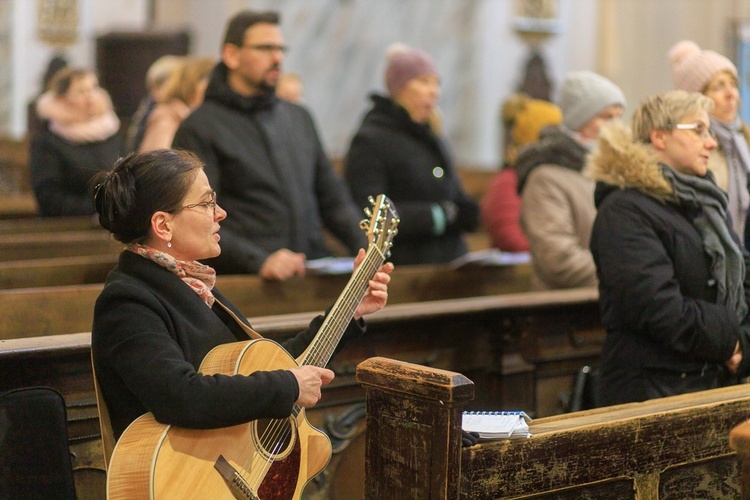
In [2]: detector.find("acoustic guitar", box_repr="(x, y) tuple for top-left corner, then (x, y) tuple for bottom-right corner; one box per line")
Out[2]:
(106, 194), (399, 499)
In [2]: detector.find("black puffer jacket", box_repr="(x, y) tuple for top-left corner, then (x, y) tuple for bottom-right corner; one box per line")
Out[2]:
(29, 127), (121, 216)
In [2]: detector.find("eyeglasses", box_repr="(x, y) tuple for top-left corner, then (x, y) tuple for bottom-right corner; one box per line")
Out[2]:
(671, 123), (717, 141)
(241, 44), (288, 55)
(173, 191), (217, 217)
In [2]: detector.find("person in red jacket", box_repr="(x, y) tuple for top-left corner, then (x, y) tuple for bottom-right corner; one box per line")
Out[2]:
(481, 94), (562, 252)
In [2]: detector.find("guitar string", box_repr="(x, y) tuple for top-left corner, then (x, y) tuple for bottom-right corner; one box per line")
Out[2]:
(246, 250), (381, 488)
(243, 241), (388, 492)
(241, 206), (394, 489)
(244, 250), (382, 492)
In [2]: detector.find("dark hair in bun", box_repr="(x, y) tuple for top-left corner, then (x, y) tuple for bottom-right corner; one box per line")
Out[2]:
(90, 149), (203, 243)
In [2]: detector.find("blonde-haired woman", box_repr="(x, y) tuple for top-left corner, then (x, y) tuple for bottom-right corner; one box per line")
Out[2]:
(589, 90), (750, 406)
(139, 57), (216, 153)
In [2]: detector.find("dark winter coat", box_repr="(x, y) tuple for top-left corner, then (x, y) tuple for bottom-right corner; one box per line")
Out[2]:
(29, 126), (121, 216)
(172, 63), (366, 274)
(92, 251), (365, 439)
(588, 123), (750, 406)
(344, 94), (478, 265)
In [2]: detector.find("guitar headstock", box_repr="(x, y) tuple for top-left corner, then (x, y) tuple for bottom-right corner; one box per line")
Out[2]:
(360, 194), (399, 258)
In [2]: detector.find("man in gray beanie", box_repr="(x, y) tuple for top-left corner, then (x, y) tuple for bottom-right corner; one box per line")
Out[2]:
(516, 70), (625, 290)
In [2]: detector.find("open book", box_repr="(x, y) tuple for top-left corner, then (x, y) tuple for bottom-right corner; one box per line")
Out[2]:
(462, 410), (532, 440)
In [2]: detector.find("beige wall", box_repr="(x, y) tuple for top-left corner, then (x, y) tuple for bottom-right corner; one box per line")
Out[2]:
(597, 0), (750, 119)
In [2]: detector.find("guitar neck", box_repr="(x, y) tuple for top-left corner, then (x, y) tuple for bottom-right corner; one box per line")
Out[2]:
(300, 244), (385, 369)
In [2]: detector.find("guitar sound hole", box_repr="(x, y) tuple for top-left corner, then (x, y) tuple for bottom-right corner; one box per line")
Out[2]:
(253, 417), (296, 460)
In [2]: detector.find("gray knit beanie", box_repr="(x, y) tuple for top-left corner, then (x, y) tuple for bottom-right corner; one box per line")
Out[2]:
(558, 71), (626, 131)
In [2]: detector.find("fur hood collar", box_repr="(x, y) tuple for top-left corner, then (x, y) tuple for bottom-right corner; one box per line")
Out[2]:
(36, 88), (120, 143)
(585, 121), (673, 205)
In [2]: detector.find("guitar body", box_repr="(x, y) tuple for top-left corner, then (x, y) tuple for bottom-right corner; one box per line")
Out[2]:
(107, 338), (332, 499)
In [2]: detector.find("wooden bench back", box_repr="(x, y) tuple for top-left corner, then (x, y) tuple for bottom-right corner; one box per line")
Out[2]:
(0, 216), (101, 235)
(358, 356), (750, 499)
(0, 262), (533, 337)
(0, 255), (117, 289)
(0, 288), (602, 499)
(0, 231), (122, 261)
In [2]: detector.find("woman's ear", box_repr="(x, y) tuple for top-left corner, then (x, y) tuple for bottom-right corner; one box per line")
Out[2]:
(151, 211), (173, 246)
(650, 129), (667, 151)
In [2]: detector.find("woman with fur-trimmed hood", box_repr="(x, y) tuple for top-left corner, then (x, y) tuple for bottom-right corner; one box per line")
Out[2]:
(30, 68), (121, 216)
(588, 90), (750, 407)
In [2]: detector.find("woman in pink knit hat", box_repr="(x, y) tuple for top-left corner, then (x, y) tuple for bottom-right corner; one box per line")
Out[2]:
(669, 40), (750, 246)
(343, 43), (479, 265)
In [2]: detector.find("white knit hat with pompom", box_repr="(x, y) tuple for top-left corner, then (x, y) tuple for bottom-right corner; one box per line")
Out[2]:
(668, 40), (737, 93)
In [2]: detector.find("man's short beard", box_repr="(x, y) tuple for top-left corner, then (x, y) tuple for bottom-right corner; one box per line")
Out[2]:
(258, 80), (276, 94)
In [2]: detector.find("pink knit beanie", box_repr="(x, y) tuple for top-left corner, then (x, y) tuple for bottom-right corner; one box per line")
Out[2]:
(668, 40), (737, 93)
(384, 43), (438, 97)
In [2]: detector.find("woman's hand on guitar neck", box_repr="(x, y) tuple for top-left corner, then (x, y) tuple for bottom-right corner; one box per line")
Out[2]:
(353, 248), (394, 320)
(291, 366), (335, 408)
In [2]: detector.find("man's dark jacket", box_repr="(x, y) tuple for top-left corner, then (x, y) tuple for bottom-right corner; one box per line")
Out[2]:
(173, 63), (366, 274)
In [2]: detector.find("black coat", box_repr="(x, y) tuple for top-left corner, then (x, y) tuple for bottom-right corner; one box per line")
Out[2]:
(592, 184), (749, 405)
(173, 63), (366, 274)
(588, 123), (750, 406)
(29, 126), (121, 216)
(91, 251), (365, 439)
(344, 94), (478, 265)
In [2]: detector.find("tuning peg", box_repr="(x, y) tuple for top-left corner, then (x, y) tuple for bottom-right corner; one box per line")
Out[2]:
(367, 195), (375, 205)
(359, 219), (369, 230)
(363, 207), (372, 218)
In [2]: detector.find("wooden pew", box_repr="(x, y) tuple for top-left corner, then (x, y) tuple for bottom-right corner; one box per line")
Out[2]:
(0, 193), (37, 219)
(0, 261), (533, 334)
(0, 215), (101, 235)
(358, 357), (750, 499)
(457, 167), (497, 201)
(0, 254), (118, 289)
(0, 136), (30, 192)
(0, 226), (496, 288)
(0, 288), (603, 498)
(730, 421), (750, 500)
(0, 230), (123, 261)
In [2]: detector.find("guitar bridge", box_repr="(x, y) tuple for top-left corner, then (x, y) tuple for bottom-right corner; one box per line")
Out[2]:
(214, 454), (259, 500)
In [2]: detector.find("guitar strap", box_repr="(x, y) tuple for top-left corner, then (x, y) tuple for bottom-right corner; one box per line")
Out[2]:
(90, 350), (115, 470)
(214, 298), (264, 340)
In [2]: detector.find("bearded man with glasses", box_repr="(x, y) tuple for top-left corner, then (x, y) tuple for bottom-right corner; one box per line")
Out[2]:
(173, 10), (366, 280)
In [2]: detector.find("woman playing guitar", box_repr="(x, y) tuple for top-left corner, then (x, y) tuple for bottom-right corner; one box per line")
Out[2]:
(90, 149), (396, 499)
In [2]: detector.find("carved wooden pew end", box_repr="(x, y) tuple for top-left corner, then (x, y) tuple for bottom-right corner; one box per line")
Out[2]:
(729, 419), (750, 500)
(359, 356), (750, 499)
(356, 357), (475, 499)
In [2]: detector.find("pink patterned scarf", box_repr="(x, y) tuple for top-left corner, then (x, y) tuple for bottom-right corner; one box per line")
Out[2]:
(127, 243), (217, 307)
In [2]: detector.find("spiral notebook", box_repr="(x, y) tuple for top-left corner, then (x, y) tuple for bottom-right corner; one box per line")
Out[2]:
(461, 410), (532, 440)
